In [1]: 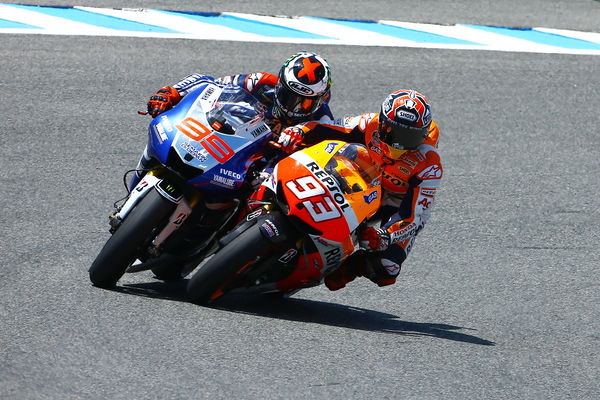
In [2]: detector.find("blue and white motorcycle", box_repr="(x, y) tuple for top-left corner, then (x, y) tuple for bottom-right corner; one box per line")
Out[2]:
(89, 83), (277, 288)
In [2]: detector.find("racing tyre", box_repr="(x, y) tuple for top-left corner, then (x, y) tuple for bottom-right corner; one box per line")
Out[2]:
(186, 225), (274, 305)
(89, 189), (176, 288)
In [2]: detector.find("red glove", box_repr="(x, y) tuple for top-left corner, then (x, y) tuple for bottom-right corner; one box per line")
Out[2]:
(359, 227), (390, 252)
(275, 126), (304, 154)
(147, 86), (181, 117)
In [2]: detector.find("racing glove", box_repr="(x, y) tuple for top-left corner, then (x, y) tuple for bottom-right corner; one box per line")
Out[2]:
(147, 86), (181, 117)
(359, 227), (390, 252)
(276, 126), (304, 154)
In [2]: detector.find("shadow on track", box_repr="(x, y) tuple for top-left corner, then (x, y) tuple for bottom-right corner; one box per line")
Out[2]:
(116, 280), (495, 346)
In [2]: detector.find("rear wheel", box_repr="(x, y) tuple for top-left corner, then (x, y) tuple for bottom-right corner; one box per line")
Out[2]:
(186, 225), (274, 304)
(89, 189), (176, 288)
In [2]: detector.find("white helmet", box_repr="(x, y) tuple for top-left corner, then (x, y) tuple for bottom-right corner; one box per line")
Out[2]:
(274, 51), (332, 120)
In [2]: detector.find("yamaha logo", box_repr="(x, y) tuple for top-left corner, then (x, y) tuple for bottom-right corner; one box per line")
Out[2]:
(288, 81), (314, 95)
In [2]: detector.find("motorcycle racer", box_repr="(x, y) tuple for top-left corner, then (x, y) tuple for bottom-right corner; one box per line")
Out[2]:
(146, 51), (333, 131)
(134, 51), (333, 192)
(277, 90), (442, 290)
(122, 52), (333, 244)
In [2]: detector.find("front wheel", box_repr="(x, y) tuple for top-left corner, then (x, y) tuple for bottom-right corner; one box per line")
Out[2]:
(186, 225), (274, 304)
(89, 189), (176, 288)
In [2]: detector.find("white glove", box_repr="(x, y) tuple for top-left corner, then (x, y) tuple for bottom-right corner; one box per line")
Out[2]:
(277, 127), (304, 154)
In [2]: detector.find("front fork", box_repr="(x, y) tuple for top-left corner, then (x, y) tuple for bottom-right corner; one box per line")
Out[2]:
(110, 170), (197, 251)
(110, 173), (162, 233)
(150, 198), (192, 250)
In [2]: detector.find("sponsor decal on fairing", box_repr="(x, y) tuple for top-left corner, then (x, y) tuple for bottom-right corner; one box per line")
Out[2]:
(315, 237), (331, 247)
(323, 247), (341, 268)
(248, 123), (269, 138)
(211, 174), (236, 188)
(263, 219), (280, 237)
(172, 212), (187, 225)
(363, 191), (378, 204)
(219, 168), (242, 180)
(160, 115), (173, 132)
(261, 222), (275, 237)
(261, 165), (278, 192)
(289, 151), (360, 232)
(246, 209), (264, 221)
(180, 141), (208, 162)
(311, 235), (344, 271)
(153, 123), (168, 144)
(278, 248), (298, 264)
(324, 142), (339, 154)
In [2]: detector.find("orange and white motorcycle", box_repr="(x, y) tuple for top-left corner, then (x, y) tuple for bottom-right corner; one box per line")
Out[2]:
(186, 140), (382, 304)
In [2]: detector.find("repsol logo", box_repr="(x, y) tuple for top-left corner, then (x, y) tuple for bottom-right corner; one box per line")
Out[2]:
(382, 171), (407, 187)
(306, 161), (350, 212)
(324, 247), (341, 267)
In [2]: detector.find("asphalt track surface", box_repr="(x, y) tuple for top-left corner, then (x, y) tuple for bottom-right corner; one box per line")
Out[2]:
(1, 1), (599, 399)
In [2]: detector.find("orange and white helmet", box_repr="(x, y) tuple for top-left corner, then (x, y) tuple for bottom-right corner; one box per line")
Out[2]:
(378, 90), (432, 160)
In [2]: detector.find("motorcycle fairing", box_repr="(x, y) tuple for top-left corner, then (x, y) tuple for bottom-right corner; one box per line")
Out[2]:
(145, 83), (273, 201)
(275, 141), (380, 240)
(264, 141), (383, 291)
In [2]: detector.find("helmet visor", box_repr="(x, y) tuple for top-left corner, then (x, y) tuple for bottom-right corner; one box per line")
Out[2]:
(379, 116), (427, 151)
(275, 84), (324, 118)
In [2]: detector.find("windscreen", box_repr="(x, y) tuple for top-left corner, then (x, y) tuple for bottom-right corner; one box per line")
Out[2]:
(206, 85), (264, 133)
(324, 143), (380, 194)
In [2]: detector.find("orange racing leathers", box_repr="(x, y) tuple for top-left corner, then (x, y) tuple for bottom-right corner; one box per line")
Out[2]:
(293, 113), (443, 289)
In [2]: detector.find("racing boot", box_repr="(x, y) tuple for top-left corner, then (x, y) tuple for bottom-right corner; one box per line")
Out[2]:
(324, 255), (364, 291)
